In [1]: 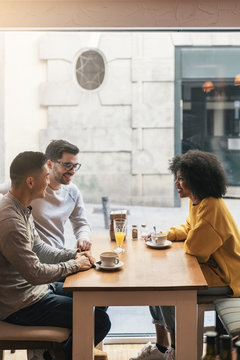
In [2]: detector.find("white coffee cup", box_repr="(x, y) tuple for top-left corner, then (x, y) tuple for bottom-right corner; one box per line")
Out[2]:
(100, 251), (119, 267)
(151, 232), (167, 245)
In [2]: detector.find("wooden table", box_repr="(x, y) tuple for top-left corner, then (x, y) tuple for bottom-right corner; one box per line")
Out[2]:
(63, 235), (207, 360)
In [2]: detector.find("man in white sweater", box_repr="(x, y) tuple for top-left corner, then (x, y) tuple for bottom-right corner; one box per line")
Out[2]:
(31, 140), (91, 250)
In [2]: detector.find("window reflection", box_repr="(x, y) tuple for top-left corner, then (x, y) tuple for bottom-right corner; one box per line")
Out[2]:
(182, 80), (240, 185)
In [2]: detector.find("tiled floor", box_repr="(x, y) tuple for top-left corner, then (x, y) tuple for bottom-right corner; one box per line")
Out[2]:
(2, 345), (155, 360)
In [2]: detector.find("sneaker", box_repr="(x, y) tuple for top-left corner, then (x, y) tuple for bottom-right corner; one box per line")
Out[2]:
(27, 350), (54, 360)
(165, 347), (175, 360)
(43, 350), (55, 360)
(27, 350), (45, 360)
(129, 342), (166, 360)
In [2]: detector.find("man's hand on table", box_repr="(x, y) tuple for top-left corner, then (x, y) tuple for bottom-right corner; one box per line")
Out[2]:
(76, 238), (92, 251)
(75, 251), (96, 270)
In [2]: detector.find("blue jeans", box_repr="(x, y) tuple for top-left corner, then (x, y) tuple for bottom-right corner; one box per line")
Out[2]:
(4, 282), (111, 360)
(150, 286), (232, 333)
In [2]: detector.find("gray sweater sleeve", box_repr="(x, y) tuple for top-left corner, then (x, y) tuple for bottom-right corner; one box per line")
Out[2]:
(0, 217), (80, 286)
(33, 228), (78, 263)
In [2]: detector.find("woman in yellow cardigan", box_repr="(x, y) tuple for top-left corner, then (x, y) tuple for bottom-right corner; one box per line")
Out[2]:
(130, 150), (240, 360)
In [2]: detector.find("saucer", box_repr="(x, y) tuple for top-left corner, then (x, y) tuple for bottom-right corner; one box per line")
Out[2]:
(95, 260), (124, 271)
(145, 240), (172, 249)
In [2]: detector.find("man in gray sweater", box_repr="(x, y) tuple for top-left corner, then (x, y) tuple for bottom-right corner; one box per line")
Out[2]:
(31, 139), (91, 250)
(0, 151), (111, 360)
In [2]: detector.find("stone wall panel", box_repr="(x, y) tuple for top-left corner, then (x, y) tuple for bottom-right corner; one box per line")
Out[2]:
(143, 33), (174, 58)
(40, 127), (132, 152)
(79, 152), (131, 174)
(39, 81), (80, 105)
(74, 174), (132, 203)
(171, 33), (193, 46)
(48, 60), (73, 82)
(132, 58), (174, 82)
(144, 82), (174, 106)
(189, 33), (213, 45)
(132, 128), (143, 150)
(228, 33), (240, 45)
(40, 33), (101, 61)
(210, 33), (231, 45)
(99, 33), (132, 61)
(132, 103), (174, 128)
(132, 149), (153, 174)
(132, 129), (174, 174)
(120, 174), (175, 207)
(130, 195), (173, 207)
(143, 174), (173, 196)
(100, 60), (132, 105)
(48, 105), (131, 129)
(131, 174), (142, 196)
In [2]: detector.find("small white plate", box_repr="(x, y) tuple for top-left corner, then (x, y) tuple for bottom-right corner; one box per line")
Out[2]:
(95, 261), (124, 271)
(145, 240), (172, 249)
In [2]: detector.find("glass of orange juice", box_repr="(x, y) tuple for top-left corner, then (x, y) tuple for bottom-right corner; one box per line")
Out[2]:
(113, 218), (127, 253)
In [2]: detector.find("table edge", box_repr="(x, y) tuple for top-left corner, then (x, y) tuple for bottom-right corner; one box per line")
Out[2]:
(63, 285), (208, 291)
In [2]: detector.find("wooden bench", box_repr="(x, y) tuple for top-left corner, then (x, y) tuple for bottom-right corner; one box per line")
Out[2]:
(0, 321), (70, 360)
(0, 321), (108, 360)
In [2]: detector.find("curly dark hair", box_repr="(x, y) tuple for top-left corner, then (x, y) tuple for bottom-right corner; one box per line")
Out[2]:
(169, 150), (227, 199)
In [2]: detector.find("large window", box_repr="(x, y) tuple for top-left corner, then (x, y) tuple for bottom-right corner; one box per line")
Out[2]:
(176, 46), (240, 190)
(2, 30), (240, 343)
(182, 79), (240, 185)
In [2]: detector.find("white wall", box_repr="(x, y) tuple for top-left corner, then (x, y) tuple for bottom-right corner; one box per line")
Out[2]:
(4, 31), (47, 177)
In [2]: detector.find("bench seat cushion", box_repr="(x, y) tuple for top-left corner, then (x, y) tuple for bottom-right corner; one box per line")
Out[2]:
(214, 298), (240, 337)
(0, 321), (70, 342)
(197, 294), (228, 305)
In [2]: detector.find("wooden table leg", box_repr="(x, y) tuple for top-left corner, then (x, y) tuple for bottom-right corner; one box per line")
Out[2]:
(175, 291), (197, 360)
(73, 292), (95, 360)
(72, 290), (198, 360)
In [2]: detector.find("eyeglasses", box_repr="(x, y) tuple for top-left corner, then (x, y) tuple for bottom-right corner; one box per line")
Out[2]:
(52, 160), (81, 171)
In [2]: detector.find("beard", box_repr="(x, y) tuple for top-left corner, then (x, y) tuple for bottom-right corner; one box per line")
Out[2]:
(60, 172), (73, 184)
(53, 167), (73, 185)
